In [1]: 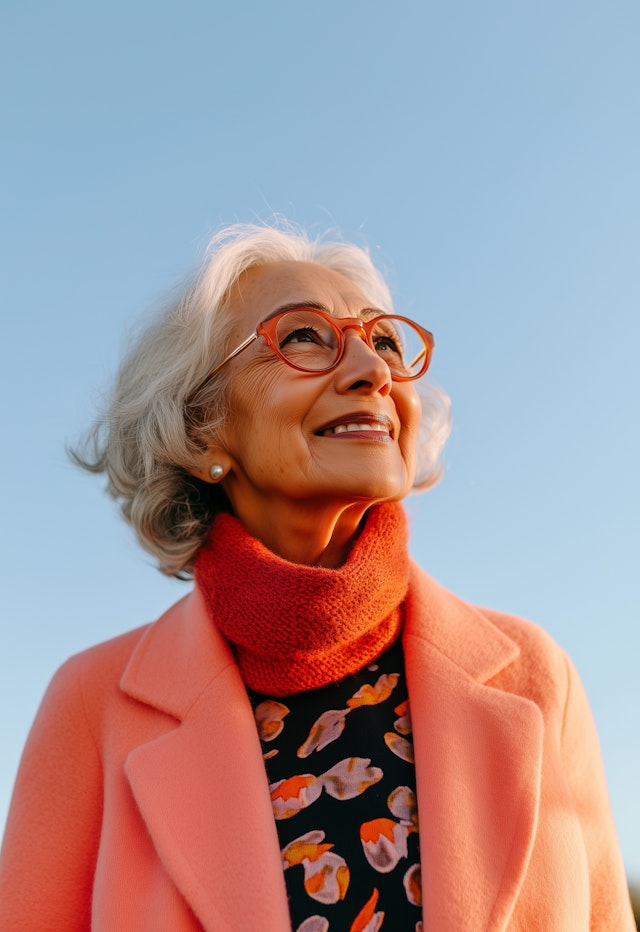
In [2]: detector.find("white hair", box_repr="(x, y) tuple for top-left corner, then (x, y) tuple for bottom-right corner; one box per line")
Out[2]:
(73, 221), (451, 576)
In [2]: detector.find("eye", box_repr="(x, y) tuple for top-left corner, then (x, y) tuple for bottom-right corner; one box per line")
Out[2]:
(279, 326), (324, 347)
(373, 334), (401, 354)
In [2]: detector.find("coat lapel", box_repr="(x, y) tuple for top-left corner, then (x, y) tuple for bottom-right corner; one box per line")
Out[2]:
(121, 589), (290, 931)
(404, 566), (543, 931)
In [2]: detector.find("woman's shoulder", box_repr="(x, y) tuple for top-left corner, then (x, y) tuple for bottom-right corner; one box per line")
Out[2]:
(409, 561), (564, 652)
(43, 593), (195, 712)
(478, 604), (567, 663)
(35, 623), (155, 737)
(42, 588), (235, 729)
(407, 561), (573, 704)
(56, 590), (201, 680)
(459, 601), (583, 727)
(52, 622), (153, 691)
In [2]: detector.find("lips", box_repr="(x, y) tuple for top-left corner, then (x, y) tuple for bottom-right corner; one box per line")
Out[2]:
(315, 414), (394, 438)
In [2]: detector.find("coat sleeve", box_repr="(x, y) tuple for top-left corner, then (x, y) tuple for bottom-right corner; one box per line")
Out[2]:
(560, 654), (635, 930)
(0, 655), (103, 931)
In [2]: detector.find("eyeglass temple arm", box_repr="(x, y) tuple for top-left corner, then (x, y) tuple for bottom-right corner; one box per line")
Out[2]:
(208, 332), (259, 377)
(408, 346), (428, 370)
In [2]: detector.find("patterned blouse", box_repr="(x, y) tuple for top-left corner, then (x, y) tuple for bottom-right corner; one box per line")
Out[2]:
(248, 636), (422, 932)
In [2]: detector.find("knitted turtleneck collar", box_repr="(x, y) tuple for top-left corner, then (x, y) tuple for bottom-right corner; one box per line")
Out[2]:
(194, 503), (410, 696)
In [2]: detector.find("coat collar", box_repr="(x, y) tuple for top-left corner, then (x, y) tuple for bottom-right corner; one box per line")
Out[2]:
(122, 587), (291, 930)
(404, 565), (543, 930)
(120, 567), (542, 931)
(120, 588), (234, 719)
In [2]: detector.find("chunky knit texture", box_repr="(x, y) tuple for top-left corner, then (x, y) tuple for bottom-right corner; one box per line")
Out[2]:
(194, 503), (410, 694)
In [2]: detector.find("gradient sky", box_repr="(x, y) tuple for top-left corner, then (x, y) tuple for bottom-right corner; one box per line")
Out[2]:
(2, 1), (639, 881)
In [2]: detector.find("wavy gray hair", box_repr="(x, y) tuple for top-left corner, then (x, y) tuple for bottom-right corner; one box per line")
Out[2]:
(73, 222), (451, 576)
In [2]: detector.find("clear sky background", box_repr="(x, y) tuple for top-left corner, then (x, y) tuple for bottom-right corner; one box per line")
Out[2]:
(2, 0), (639, 882)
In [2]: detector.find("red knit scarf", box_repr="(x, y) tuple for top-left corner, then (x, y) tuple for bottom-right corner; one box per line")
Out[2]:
(194, 503), (410, 695)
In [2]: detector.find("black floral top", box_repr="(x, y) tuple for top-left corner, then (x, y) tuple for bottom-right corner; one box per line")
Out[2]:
(249, 636), (422, 932)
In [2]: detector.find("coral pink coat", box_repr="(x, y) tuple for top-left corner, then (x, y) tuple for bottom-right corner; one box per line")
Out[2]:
(0, 565), (633, 930)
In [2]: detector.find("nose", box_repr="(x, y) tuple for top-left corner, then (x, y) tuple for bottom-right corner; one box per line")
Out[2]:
(332, 326), (393, 396)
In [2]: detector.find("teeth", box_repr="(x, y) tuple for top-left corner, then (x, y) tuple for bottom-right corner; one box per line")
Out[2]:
(327, 422), (388, 435)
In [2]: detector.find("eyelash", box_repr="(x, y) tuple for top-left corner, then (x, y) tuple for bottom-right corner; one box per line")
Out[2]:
(280, 326), (323, 346)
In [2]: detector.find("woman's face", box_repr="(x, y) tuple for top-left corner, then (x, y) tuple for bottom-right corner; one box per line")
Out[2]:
(206, 260), (422, 542)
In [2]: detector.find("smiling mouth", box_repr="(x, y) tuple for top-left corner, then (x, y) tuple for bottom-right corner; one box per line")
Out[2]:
(316, 415), (394, 438)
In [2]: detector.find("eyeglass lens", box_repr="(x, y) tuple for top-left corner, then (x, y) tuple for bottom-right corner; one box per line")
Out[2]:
(274, 310), (428, 378)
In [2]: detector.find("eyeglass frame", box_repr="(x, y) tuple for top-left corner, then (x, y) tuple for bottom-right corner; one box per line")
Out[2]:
(207, 306), (434, 382)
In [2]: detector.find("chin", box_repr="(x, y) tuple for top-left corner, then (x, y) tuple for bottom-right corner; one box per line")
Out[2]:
(338, 475), (412, 504)
(308, 456), (414, 504)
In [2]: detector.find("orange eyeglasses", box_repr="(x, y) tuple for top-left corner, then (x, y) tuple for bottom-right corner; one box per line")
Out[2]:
(208, 306), (434, 382)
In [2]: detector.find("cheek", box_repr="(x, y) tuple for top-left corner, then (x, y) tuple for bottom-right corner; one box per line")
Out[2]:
(398, 386), (423, 441)
(224, 365), (283, 434)
(222, 365), (318, 455)
(230, 360), (283, 405)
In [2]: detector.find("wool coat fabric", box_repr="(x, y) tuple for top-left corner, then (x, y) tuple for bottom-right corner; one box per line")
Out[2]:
(0, 565), (633, 931)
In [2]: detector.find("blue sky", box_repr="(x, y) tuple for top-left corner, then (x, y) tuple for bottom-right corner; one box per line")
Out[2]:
(2, 1), (639, 881)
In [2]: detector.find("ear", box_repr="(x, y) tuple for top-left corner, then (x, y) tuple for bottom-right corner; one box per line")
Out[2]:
(187, 442), (233, 484)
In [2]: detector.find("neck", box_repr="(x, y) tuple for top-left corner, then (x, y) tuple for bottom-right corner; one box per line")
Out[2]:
(225, 495), (383, 568)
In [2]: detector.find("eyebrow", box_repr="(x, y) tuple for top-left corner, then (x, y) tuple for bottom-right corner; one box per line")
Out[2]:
(261, 302), (386, 323)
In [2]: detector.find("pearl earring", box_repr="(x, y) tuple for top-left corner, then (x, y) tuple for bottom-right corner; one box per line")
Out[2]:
(209, 464), (224, 481)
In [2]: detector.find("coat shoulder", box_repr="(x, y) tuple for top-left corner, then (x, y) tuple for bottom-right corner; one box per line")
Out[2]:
(407, 562), (571, 709)
(478, 605), (571, 705)
(52, 592), (197, 696)
(60, 622), (153, 680)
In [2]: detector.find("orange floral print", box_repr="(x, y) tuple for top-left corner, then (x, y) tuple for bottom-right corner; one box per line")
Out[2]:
(387, 786), (418, 830)
(347, 673), (399, 709)
(350, 888), (384, 932)
(298, 708), (350, 757)
(403, 863), (422, 907)
(251, 640), (422, 928)
(282, 831), (350, 904)
(298, 672), (401, 758)
(360, 817), (411, 873)
(271, 774), (322, 819)
(360, 786), (418, 873)
(296, 917), (329, 932)
(383, 732), (415, 763)
(271, 758), (382, 819)
(321, 758), (382, 801)
(392, 699), (412, 735)
(254, 700), (290, 741)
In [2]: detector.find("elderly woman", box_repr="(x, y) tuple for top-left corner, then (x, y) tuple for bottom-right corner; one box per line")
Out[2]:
(0, 224), (633, 931)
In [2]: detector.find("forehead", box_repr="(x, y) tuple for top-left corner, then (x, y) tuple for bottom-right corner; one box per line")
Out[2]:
(228, 261), (374, 328)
